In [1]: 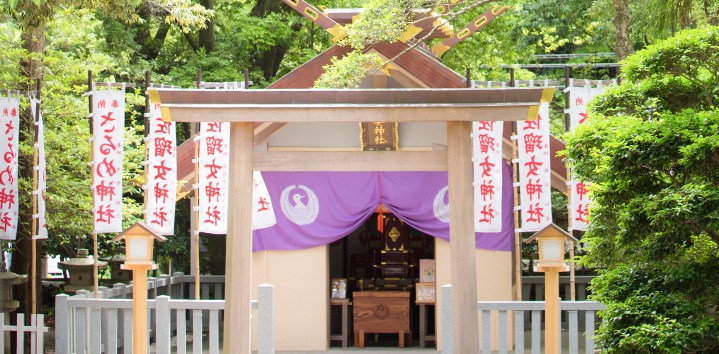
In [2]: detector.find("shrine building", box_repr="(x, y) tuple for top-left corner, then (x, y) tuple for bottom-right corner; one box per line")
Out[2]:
(155, 2), (568, 352)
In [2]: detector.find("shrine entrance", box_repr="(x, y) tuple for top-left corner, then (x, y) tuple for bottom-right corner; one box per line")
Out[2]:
(329, 212), (436, 348)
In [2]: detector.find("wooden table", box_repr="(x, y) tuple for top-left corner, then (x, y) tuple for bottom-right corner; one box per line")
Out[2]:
(417, 301), (436, 348)
(353, 291), (411, 348)
(330, 299), (352, 348)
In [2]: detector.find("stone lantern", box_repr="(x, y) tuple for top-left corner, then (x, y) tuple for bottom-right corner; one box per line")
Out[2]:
(100, 247), (132, 285)
(58, 248), (108, 294)
(0, 260), (27, 353)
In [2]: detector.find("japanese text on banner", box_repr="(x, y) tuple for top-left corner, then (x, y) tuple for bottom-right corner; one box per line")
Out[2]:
(565, 84), (606, 231)
(198, 122), (230, 234)
(517, 102), (552, 232)
(473, 121), (503, 232)
(0, 96), (19, 240)
(92, 90), (125, 233)
(146, 102), (177, 235)
(252, 171), (277, 230)
(31, 98), (47, 239)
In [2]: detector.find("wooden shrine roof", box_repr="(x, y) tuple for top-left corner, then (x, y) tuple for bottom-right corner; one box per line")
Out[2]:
(149, 87), (552, 123)
(268, 41), (466, 89)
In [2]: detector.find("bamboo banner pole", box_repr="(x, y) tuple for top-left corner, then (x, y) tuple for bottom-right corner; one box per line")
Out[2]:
(511, 121), (522, 302)
(31, 79), (41, 314)
(143, 71), (151, 249)
(193, 136), (200, 300)
(564, 68), (576, 301)
(567, 174), (576, 301)
(87, 70), (100, 298)
(194, 69), (202, 300)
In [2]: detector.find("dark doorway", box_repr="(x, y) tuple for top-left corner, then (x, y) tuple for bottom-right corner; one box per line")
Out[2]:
(329, 213), (436, 348)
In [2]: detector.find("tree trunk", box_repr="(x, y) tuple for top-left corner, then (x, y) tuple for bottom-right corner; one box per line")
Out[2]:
(198, 0), (215, 53)
(611, 0), (633, 63)
(10, 19), (45, 353)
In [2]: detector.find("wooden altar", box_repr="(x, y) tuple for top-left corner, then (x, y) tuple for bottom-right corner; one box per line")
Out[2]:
(353, 291), (411, 348)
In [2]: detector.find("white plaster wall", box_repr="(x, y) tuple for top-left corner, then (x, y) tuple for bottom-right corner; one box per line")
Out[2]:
(435, 238), (514, 351)
(251, 246), (329, 351)
(399, 122), (447, 147)
(267, 122), (361, 148)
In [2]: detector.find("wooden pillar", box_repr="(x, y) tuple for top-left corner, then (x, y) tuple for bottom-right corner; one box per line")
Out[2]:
(544, 268), (560, 354)
(223, 122), (254, 353)
(446, 121), (480, 353)
(124, 264), (154, 354)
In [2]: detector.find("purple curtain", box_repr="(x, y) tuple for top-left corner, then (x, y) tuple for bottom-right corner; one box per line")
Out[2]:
(252, 166), (514, 252)
(252, 172), (379, 251)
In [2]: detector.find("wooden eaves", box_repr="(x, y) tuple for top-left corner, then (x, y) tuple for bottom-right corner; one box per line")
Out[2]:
(149, 87), (553, 124)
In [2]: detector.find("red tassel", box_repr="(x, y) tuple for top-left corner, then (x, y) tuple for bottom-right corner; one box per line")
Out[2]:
(377, 208), (384, 234)
(376, 172), (384, 234)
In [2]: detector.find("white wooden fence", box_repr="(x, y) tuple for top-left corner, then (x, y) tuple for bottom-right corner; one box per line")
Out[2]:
(0, 313), (48, 354)
(54, 281), (274, 354)
(441, 284), (605, 354)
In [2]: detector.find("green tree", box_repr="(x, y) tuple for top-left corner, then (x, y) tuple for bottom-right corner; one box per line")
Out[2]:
(2, 0), (210, 321)
(565, 25), (719, 353)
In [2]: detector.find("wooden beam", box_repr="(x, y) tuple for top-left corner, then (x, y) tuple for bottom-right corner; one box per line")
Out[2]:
(223, 122), (254, 353)
(253, 151), (447, 171)
(254, 122), (288, 145)
(149, 87), (553, 124)
(161, 104), (538, 123)
(447, 121), (480, 352)
(279, 0), (347, 42)
(150, 87), (551, 106)
(432, 6), (510, 56)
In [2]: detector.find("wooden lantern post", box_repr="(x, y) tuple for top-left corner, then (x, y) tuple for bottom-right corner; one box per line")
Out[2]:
(525, 224), (578, 354)
(112, 222), (167, 354)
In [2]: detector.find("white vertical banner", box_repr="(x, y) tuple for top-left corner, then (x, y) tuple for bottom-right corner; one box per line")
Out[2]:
(566, 82), (606, 131)
(565, 83), (608, 230)
(0, 95), (19, 240)
(472, 121), (503, 232)
(31, 97), (48, 239)
(198, 122), (230, 234)
(252, 171), (277, 230)
(145, 102), (177, 235)
(92, 90), (125, 233)
(516, 102), (552, 232)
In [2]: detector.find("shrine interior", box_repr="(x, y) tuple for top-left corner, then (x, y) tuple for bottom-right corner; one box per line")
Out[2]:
(329, 212), (436, 347)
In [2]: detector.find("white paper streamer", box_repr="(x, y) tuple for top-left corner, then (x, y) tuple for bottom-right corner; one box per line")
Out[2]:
(31, 98), (47, 239)
(145, 101), (177, 235)
(92, 90), (125, 233)
(472, 121), (503, 232)
(517, 102), (552, 232)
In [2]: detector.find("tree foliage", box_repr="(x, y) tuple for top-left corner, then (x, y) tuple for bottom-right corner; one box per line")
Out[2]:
(566, 26), (719, 353)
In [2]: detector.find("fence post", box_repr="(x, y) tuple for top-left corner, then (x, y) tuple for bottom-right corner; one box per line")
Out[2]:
(0, 313), (4, 353)
(55, 294), (70, 354)
(159, 275), (170, 296)
(32, 314), (46, 354)
(258, 284), (275, 354)
(172, 272), (184, 299)
(156, 296), (171, 353)
(441, 284), (453, 354)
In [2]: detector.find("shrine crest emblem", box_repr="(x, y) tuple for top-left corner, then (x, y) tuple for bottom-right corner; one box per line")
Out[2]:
(433, 186), (450, 223)
(280, 184), (320, 226)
